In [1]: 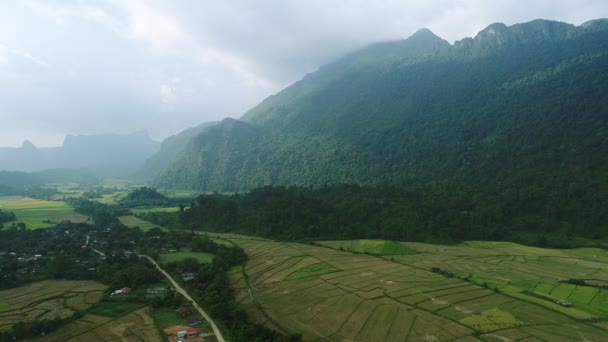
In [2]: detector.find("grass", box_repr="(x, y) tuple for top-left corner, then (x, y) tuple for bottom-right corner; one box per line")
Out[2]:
(118, 215), (160, 231)
(0, 302), (20, 313)
(152, 307), (192, 330)
(508, 291), (595, 320)
(0, 196), (89, 229)
(459, 308), (523, 332)
(320, 239), (418, 255)
(160, 251), (213, 265)
(131, 207), (180, 215)
(286, 262), (340, 280)
(88, 301), (145, 318)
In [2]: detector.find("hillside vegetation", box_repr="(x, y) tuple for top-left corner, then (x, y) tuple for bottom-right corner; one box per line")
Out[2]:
(151, 19), (608, 240)
(138, 185), (607, 246)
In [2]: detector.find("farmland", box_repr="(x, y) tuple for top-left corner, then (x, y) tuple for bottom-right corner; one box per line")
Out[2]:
(0, 280), (106, 332)
(131, 206), (180, 215)
(160, 251), (213, 265)
(118, 215), (160, 231)
(0, 196), (89, 229)
(32, 307), (163, 342)
(219, 236), (608, 341)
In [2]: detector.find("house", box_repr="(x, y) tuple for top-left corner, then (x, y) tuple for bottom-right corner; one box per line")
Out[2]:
(187, 328), (200, 338)
(182, 272), (196, 282)
(176, 330), (187, 340)
(111, 287), (132, 296)
(554, 300), (573, 307)
(177, 306), (191, 317)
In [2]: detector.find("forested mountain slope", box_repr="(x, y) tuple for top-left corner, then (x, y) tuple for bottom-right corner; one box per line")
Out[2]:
(135, 121), (218, 180)
(154, 19), (608, 235)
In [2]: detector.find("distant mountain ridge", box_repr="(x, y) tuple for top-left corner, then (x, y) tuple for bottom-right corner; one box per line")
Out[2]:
(153, 19), (608, 196)
(0, 131), (159, 177)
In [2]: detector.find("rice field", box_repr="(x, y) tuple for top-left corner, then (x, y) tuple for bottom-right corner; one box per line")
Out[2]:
(32, 307), (163, 342)
(159, 251), (213, 265)
(322, 239), (418, 255)
(0, 280), (107, 332)
(218, 236), (608, 341)
(0, 196), (89, 229)
(118, 215), (160, 231)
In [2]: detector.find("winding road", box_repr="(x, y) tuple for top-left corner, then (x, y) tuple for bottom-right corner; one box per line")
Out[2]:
(141, 255), (226, 342)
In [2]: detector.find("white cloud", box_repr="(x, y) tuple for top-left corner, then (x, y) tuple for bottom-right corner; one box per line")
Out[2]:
(159, 83), (176, 103)
(24, 0), (125, 34)
(0, 43), (49, 68)
(1, 0), (608, 147)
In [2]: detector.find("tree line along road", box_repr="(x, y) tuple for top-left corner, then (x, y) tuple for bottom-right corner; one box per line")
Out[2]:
(141, 255), (226, 342)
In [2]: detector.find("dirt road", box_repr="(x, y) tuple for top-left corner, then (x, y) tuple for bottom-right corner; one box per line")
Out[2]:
(141, 255), (225, 342)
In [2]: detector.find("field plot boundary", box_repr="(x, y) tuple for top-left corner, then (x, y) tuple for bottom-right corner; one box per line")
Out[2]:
(219, 236), (608, 341)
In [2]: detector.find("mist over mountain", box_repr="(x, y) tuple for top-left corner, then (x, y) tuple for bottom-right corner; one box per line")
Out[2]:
(154, 19), (608, 192)
(0, 132), (159, 177)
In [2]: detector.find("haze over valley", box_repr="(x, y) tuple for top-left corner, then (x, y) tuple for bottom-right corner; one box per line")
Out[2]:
(1, 2), (608, 341)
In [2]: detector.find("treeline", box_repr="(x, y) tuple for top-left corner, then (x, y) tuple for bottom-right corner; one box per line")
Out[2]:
(0, 209), (15, 225)
(140, 185), (608, 247)
(67, 197), (129, 227)
(119, 186), (172, 207)
(165, 234), (300, 341)
(0, 310), (87, 342)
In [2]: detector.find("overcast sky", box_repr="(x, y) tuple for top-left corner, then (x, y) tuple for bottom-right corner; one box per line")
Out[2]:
(1, 0), (607, 147)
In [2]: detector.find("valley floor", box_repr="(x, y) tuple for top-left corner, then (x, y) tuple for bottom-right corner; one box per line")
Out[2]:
(215, 236), (608, 341)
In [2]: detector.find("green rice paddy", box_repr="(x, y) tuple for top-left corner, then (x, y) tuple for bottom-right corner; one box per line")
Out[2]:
(0, 196), (89, 229)
(320, 239), (418, 255)
(159, 251), (213, 265)
(117, 215), (160, 231)
(218, 235), (608, 341)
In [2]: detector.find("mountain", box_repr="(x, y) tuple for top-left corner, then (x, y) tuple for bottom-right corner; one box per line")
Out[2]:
(155, 19), (608, 200)
(135, 122), (218, 180)
(0, 132), (160, 177)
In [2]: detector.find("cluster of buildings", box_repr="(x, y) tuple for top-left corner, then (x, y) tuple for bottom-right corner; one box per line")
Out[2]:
(176, 328), (201, 341)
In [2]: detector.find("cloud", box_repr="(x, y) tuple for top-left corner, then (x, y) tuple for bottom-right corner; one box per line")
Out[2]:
(0, 43), (49, 68)
(160, 83), (176, 104)
(0, 1), (607, 147)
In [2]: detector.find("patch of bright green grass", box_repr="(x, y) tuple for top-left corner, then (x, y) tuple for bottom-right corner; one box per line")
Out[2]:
(0, 196), (88, 229)
(534, 283), (556, 296)
(152, 307), (192, 330)
(286, 262), (339, 280)
(463, 241), (520, 249)
(508, 292), (594, 320)
(118, 216), (159, 231)
(160, 252), (213, 265)
(343, 240), (418, 255)
(459, 307), (523, 332)
(0, 302), (20, 312)
(568, 286), (598, 305)
(551, 284), (576, 300)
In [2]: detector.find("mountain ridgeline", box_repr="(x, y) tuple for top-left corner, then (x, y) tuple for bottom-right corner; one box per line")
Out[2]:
(154, 19), (608, 194)
(135, 122), (218, 180)
(0, 132), (159, 177)
(146, 19), (608, 238)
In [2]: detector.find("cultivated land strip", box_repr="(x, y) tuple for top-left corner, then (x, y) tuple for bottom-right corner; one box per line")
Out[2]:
(220, 237), (608, 341)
